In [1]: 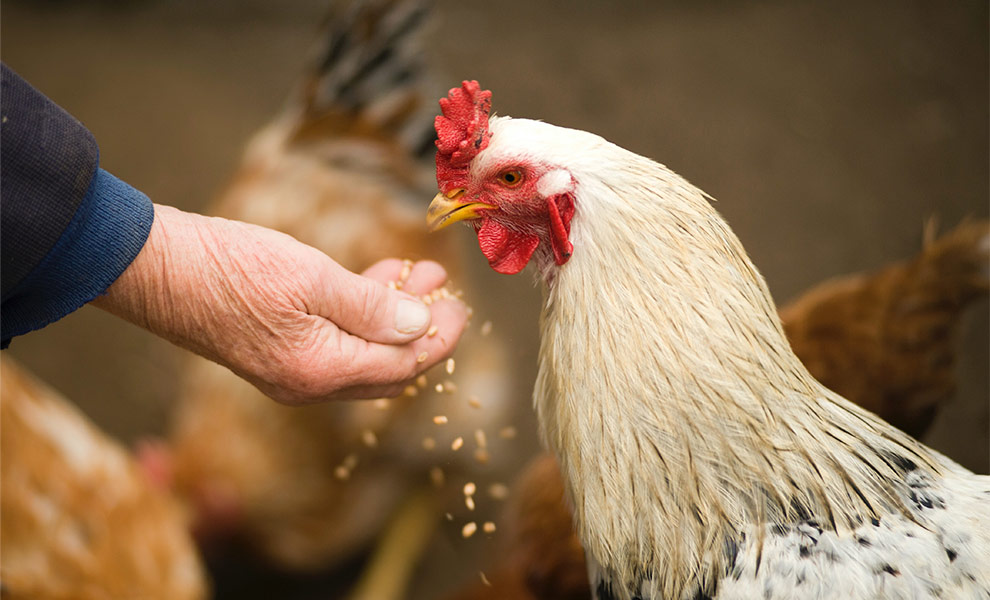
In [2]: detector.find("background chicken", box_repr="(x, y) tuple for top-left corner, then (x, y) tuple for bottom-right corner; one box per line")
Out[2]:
(447, 218), (990, 600)
(428, 81), (989, 599)
(0, 356), (207, 600)
(155, 1), (525, 595)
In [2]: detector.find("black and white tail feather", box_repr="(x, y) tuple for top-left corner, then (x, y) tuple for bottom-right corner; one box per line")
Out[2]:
(288, 0), (439, 161)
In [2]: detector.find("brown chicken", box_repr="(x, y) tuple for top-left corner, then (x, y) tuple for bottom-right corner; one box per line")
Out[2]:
(158, 0), (520, 588)
(0, 356), (207, 600)
(448, 219), (990, 600)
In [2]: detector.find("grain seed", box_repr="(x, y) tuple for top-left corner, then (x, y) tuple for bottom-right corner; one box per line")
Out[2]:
(361, 430), (378, 448)
(474, 429), (487, 448)
(480, 321), (493, 336)
(499, 426), (517, 439)
(429, 466), (445, 487)
(482, 521), (496, 533)
(451, 436), (464, 451)
(433, 415), (448, 425)
(417, 352), (428, 364)
(461, 522), (477, 538)
(445, 358), (455, 375)
(463, 482), (477, 496)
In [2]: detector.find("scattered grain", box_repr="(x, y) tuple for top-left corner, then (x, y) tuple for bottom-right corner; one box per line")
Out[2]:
(429, 467), (445, 487)
(427, 325), (439, 337)
(387, 280), (398, 290)
(399, 260), (413, 282)
(417, 352), (428, 364)
(488, 483), (509, 500)
(361, 430), (378, 448)
(461, 522), (478, 538)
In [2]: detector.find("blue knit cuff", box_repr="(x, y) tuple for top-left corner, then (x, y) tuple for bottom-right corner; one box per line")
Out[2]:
(1, 169), (154, 347)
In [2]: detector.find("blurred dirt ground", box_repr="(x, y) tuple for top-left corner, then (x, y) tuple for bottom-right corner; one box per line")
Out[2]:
(3, 1), (988, 598)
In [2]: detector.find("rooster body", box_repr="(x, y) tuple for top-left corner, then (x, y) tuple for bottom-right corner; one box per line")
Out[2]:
(428, 84), (989, 600)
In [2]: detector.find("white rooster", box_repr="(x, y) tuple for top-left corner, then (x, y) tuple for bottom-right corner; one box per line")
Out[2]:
(426, 81), (989, 600)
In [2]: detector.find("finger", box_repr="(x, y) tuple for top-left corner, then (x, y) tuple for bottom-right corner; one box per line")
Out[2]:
(361, 258), (405, 283)
(314, 261), (438, 345)
(398, 261), (448, 296)
(332, 296), (468, 389)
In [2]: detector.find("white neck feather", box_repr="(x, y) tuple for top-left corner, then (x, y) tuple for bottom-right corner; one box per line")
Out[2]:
(530, 144), (940, 598)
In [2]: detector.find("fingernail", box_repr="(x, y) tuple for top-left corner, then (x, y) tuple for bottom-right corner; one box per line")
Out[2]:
(395, 299), (430, 334)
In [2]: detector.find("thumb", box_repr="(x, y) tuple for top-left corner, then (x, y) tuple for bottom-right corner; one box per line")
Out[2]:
(314, 260), (432, 345)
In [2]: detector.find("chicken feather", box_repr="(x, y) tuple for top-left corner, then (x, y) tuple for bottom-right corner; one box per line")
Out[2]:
(428, 87), (989, 600)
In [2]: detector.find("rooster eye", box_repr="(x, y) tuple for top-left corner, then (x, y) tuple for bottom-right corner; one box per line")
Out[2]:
(497, 169), (524, 187)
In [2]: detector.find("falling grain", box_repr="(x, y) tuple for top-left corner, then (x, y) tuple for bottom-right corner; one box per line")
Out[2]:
(480, 320), (493, 336)
(451, 436), (464, 451)
(422, 437), (436, 451)
(433, 415), (448, 425)
(465, 496), (476, 511)
(334, 466), (350, 480)
(488, 483), (509, 500)
(461, 522), (478, 538)
(474, 448), (490, 464)
(416, 375), (428, 388)
(499, 426), (517, 439)
(463, 482), (477, 496)
(445, 358), (455, 375)
(468, 396), (482, 409)
(361, 430), (378, 448)
(373, 399), (390, 410)
(479, 572), (492, 586)
(429, 466), (445, 487)
(435, 383), (445, 393)
(402, 385), (418, 397)
(342, 454), (358, 470)
(482, 521), (496, 533)
(474, 429), (487, 448)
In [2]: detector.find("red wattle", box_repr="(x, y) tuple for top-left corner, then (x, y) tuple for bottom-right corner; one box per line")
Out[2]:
(477, 219), (540, 275)
(547, 194), (575, 265)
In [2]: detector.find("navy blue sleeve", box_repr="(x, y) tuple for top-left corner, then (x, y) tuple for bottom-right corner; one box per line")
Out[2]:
(1, 63), (154, 348)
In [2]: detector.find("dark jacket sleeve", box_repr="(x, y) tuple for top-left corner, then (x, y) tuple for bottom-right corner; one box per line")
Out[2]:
(1, 63), (154, 348)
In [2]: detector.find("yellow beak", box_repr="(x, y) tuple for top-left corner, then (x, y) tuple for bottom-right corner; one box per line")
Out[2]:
(426, 189), (495, 232)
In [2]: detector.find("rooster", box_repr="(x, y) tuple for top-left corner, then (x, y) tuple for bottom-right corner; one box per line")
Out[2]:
(427, 81), (989, 600)
(446, 220), (990, 600)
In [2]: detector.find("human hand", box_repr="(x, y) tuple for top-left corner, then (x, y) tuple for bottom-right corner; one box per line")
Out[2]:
(93, 205), (468, 404)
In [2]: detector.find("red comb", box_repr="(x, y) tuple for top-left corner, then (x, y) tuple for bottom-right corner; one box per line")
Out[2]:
(435, 80), (492, 194)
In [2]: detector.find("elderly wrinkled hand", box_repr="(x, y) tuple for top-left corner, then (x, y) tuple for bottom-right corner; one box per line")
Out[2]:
(93, 205), (468, 404)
